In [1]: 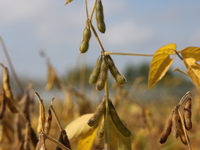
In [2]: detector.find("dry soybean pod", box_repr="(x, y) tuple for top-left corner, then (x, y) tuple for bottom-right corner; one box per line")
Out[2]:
(23, 123), (30, 150)
(178, 118), (187, 145)
(1, 64), (18, 113)
(88, 96), (106, 127)
(0, 90), (6, 120)
(172, 106), (179, 138)
(35, 92), (46, 135)
(44, 107), (52, 135)
(159, 114), (172, 144)
(183, 97), (192, 131)
(109, 99), (131, 137)
(96, 57), (108, 91)
(97, 115), (105, 138)
(96, 0), (106, 33)
(79, 20), (91, 53)
(55, 130), (71, 150)
(89, 55), (102, 84)
(30, 126), (39, 147)
(105, 55), (126, 85)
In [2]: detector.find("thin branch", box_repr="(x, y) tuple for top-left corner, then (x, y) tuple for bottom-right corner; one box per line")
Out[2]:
(0, 37), (24, 95)
(177, 108), (192, 150)
(178, 91), (192, 106)
(175, 50), (183, 60)
(172, 68), (189, 77)
(89, 0), (97, 21)
(85, 0), (89, 20)
(43, 133), (70, 150)
(50, 101), (63, 132)
(89, 21), (105, 52)
(104, 51), (154, 57)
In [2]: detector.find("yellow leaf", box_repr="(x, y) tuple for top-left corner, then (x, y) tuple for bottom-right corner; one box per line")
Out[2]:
(77, 127), (98, 150)
(107, 115), (132, 150)
(181, 47), (200, 61)
(65, 0), (73, 5)
(148, 43), (176, 89)
(65, 113), (93, 139)
(183, 58), (200, 88)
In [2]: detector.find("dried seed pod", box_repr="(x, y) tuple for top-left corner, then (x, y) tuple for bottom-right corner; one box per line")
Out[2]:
(88, 97), (106, 127)
(159, 115), (172, 144)
(89, 55), (102, 84)
(1, 64), (18, 113)
(22, 92), (30, 122)
(97, 116), (105, 138)
(109, 100), (131, 137)
(183, 97), (192, 131)
(105, 55), (126, 85)
(178, 119), (187, 145)
(15, 114), (22, 144)
(55, 130), (71, 150)
(36, 134), (47, 150)
(0, 90), (6, 120)
(24, 123), (30, 150)
(96, 57), (108, 91)
(45, 63), (56, 91)
(96, 0), (106, 33)
(30, 127), (39, 147)
(172, 106), (179, 138)
(35, 92), (45, 135)
(44, 108), (52, 135)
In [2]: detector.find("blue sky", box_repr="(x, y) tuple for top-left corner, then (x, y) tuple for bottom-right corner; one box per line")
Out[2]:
(1, 0), (200, 80)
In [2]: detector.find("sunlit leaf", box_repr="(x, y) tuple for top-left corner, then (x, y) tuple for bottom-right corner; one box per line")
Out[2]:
(77, 127), (98, 150)
(181, 47), (200, 61)
(183, 58), (200, 88)
(65, 0), (73, 5)
(148, 43), (176, 89)
(108, 115), (132, 150)
(65, 113), (93, 139)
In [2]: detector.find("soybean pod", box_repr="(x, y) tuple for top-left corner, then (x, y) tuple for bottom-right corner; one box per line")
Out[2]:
(96, 56), (108, 91)
(1, 64), (18, 113)
(0, 90), (6, 120)
(183, 97), (192, 131)
(96, 0), (106, 33)
(178, 119), (187, 145)
(79, 20), (91, 53)
(109, 99), (131, 137)
(97, 116), (105, 138)
(89, 55), (102, 84)
(159, 115), (172, 144)
(88, 97), (106, 127)
(172, 106), (179, 138)
(105, 55), (127, 85)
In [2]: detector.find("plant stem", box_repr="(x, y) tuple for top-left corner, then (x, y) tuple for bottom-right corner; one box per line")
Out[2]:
(177, 108), (192, 150)
(50, 104), (63, 132)
(89, 21), (105, 52)
(43, 133), (70, 150)
(178, 91), (192, 106)
(90, 0), (97, 21)
(85, 0), (89, 20)
(175, 50), (183, 60)
(0, 37), (24, 95)
(104, 51), (154, 57)
(104, 77), (110, 150)
(172, 68), (189, 77)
